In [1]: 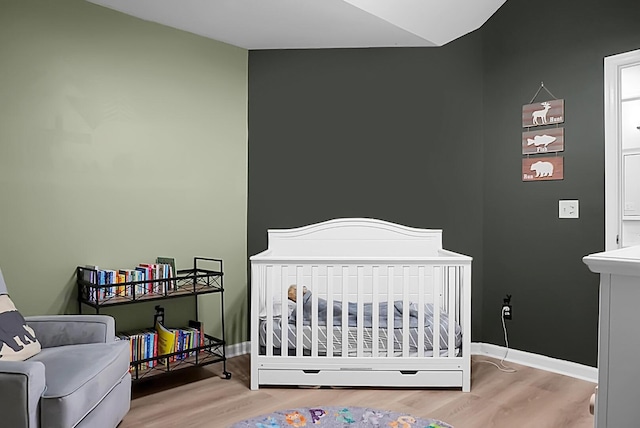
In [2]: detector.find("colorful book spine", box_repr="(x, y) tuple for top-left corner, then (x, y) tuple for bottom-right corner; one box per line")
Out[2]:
(138, 264), (155, 295)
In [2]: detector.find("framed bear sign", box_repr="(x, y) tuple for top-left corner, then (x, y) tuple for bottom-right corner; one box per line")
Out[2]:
(522, 156), (564, 181)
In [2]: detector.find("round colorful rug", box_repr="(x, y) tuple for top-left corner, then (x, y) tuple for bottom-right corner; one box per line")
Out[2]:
(229, 406), (453, 427)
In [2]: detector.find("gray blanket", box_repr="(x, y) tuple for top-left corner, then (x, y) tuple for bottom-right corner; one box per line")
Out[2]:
(289, 291), (445, 329)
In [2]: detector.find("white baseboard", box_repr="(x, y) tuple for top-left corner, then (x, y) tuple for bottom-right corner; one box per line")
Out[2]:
(471, 342), (598, 384)
(226, 341), (250, 359)
(227, 341), (597, 384)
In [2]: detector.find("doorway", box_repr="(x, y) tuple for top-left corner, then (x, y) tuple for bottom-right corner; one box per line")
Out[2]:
(604, 48), (640, 250)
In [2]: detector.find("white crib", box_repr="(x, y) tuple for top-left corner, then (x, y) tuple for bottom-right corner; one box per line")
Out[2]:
(249, 218), (472, 391)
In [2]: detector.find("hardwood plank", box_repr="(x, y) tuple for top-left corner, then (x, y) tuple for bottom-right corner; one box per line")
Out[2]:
(119, 355), (596, 427)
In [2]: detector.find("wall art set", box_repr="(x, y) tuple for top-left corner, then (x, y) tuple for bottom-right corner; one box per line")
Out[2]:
(521, 98), (565, 181)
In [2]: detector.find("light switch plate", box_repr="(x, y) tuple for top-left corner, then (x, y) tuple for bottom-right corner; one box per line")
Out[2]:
(559, 200), (579, 218)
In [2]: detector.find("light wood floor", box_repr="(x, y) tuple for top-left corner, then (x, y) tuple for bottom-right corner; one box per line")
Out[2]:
(120, 354), (596, 428)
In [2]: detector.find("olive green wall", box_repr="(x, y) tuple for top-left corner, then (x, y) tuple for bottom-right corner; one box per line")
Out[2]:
(0, 0), (248, 344)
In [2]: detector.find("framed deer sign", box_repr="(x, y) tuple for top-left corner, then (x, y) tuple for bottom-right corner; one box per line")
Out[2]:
(522, 99), (564, 128)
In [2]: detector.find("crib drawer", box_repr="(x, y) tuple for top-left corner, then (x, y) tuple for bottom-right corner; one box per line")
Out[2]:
(258, 369), (463, 388)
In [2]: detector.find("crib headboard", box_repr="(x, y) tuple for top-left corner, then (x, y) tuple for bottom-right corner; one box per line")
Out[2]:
(251, 218), (446, 260)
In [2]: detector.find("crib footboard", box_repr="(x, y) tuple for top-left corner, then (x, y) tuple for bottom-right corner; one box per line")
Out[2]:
(250, 219), (472, 391)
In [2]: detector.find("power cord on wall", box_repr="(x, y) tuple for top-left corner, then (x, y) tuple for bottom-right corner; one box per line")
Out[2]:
(477, 306), (517, 373)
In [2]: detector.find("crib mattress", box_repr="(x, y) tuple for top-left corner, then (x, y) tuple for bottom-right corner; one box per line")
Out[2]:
(259, 318), (462, 356)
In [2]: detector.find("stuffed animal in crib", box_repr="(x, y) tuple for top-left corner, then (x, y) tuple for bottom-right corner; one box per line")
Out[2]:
(287, 285), (307, 302)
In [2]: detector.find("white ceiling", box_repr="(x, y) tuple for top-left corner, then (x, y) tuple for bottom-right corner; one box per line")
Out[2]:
(86, 0), (507, 50)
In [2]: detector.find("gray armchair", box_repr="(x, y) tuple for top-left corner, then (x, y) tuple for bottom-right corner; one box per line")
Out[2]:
(0, 271), (131, 428)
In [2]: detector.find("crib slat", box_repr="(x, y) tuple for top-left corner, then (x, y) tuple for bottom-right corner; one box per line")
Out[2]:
(402, 266), (410, 357)
(418, 266), (425, 358)
(327, 266), (334, 357)
(372, 266), (379, 358)
(448, 266), (457, 357)
(357, 266), (364, 357)
(342, 266), (349, 358)
(433, 266), (441, 356)
(295, 266), (303, 356)
(387, 266), (394, 357)
(456, 265), (461, 325)
(272, 266), (289, 355)
(281, 265), (289, 356)
(311, 266), (319, 357)
(265, 266), (274, 356)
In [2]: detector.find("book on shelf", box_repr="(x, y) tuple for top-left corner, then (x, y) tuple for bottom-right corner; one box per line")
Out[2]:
(155, 320), (176, 362)
(82, 267), (121, 302)
(81, 261), (180, 303)
(103, 269), (117, 298)
(116, 273), (125, 297)
(80, 257), (226, 304)
(189, 320), (206, 349)
(138, 264), (158, 294)
(175, 330), (182, 360)
(134, 265), (151, 296)
(118, 269), (137, 297)
(139, 263), (169, 295)
(117, 320), (208, 369)
(119, 329), (158, 369)
(82, 265), (99, 301)
(145, 328), (158, 368)
(156, 257), (176, 291)
(82, 265), (99, 283)
(97, 270), (107, 300)
(156, 257), (176, 274)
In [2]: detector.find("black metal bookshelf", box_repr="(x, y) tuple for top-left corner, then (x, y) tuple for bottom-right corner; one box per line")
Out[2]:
(76, 257), (231, 381)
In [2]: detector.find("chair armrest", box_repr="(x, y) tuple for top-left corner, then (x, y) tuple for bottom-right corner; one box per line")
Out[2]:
(25, 315), (116, 348)
(0, 360), (46, 428)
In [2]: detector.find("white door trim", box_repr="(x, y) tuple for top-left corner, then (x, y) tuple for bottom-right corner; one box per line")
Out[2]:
(605, 48), (640, 251)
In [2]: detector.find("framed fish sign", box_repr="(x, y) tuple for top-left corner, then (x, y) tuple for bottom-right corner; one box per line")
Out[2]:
(522, 128), (564, 154)
(522, 99), (564, 128)
(522, 156), (564, 181)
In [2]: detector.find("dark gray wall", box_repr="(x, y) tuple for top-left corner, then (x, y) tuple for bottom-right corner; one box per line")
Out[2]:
(481, 0), (640, 366)
(248, 35), (486, 339)
(247, 0), (640, 366)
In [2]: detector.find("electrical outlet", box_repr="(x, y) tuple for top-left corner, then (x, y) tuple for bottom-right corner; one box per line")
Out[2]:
(502, 294), (512, 320)
(559, 200), (579, 219)
(502, 304), (512, 320)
